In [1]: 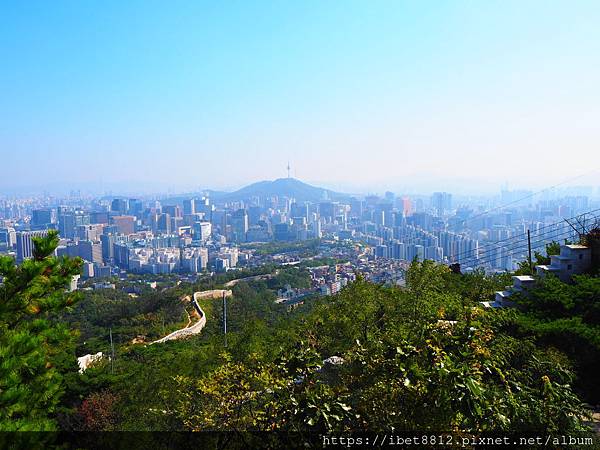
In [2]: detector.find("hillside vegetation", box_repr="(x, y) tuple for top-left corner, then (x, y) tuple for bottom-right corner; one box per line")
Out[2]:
(1, 233), (598, 438)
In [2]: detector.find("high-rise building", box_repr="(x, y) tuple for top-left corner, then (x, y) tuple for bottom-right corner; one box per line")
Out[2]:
(401, 197), (412, 217)
(16, 230), (48, 262)
(111, 215), (136, 235)
(90, 211), (110, 224)
(111, 198), (129, 214)
(77, 224), (104, 241)
(183, 199), (196, 215)
(31, 209), (54, 227)
(157, 213), (171, 234)
(274, 223), (293, 241)
(78, 240), (103, 264)
(431, 192), (453, 216)
(128, 199), (143, 217)
(193, 221), (212, 242)
(231, 209), (249, 242)
(101, 233), (115, 261)
(290, 202), (309, 220)
(0, 227), (17, 249)
(58, 211), (90, 239)
(163, 205), (182, 218)
(319, 202), (336, 222)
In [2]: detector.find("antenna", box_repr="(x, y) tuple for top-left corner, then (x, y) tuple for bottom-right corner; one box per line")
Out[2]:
(287, 162), (291, 179)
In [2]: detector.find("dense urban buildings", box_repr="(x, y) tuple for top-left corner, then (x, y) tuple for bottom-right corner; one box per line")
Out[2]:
(1, 179), (597, 289)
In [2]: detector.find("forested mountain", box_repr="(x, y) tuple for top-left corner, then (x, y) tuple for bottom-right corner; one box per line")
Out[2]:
(216, 178), (349, 202)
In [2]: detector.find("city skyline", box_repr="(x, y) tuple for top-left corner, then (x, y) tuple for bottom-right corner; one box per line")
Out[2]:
(1, 174), (600, 199)
(2, 1), (600, 193)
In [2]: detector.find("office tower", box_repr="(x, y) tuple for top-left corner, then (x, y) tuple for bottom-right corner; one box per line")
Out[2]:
(94, 265), (111, 278)
(182, 213), (203, 227)
(231, 209), (249, 242)
(247, 206), (262, 226)
(90, 211), (110, 224)
(183, 198), (196, 215)
(58, 211), (74, 239)
(111, 198), (129, 214)
(157, 213), (171, 234)
(163, 205), (182, 218)
(111, 215), (136, 235)
(113, 242), (131, 268)
(274, 223), (292, 241)
(290, 202), (309, 220)
(319, 202), (335, 222)
(312, 220), (322, 239)
(349, 198), (364, 218)
(171, 216), (184, 234)
(193, 221), (212, 242)
(82, 262), (95, 278)
(401, 197), (412, 216)
(0, 227), (16, 249)
(78, 240), (103, 264)
(101, 233), (115, 261)
(128, 199), (144, 217)
(102, 225), (119, 235)
(431, 192), (453, 216)
(77, 224), (104, 241)
(31, 209), (54, 227)
(16, 230), (48, 262)
(57, 211), (90, 239)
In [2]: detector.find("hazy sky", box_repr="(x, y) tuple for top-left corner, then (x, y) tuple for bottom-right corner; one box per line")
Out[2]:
(1, 1), (599, 195)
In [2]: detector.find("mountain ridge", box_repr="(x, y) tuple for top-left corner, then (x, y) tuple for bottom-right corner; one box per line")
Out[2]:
(214, 178), (349, 202)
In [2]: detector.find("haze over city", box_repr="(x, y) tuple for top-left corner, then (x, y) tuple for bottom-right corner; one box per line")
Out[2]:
(2, 1), (600, 195)
(4, 0), (600, 443)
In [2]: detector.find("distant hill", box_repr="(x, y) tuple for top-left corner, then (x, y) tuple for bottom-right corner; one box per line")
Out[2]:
(216, 178), (349, 202)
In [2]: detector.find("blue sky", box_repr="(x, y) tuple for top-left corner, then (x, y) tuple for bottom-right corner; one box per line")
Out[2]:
(1, 1), (599, 194)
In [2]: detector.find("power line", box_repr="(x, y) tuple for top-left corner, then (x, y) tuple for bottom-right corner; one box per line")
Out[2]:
(451, 222), (578, 263)
(458, 168), (600, 226)
(459, 228), (578, 269)
(459, 227), (577, 266)
(449, 208), (600, 262)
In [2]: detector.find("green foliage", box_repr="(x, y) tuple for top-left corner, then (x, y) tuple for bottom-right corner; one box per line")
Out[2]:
(162, 261), (590, 433)
(507, 273), (600, 404)
(61, 289), (187, 353)
(0, 230), (82, 430)
(50, 257), (595, 433)
(516, 241), (563, 275)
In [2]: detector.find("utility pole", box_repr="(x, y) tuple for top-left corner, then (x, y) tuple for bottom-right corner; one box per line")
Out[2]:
(287, 162), (291, 179)
(223, 292), (228, 347)
(109, 328), (115, 374)
(527, 229), (533, 275)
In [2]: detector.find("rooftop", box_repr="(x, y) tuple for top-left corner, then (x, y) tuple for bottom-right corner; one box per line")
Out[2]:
(513, 275), (535, 282)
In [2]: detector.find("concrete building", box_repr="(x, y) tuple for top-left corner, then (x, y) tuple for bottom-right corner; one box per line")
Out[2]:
(16, 230), (48, 262)
(31, 209), (55, 227)
(536, 244), (592, 283)
(111, 215), (136, 235)
(78, 240), (103, 264)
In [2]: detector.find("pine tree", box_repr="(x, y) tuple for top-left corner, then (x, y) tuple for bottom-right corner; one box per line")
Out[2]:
(0, 230), (82, 430)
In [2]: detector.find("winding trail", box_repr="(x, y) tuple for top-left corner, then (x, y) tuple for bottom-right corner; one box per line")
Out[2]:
(151, 289), (232, 344)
